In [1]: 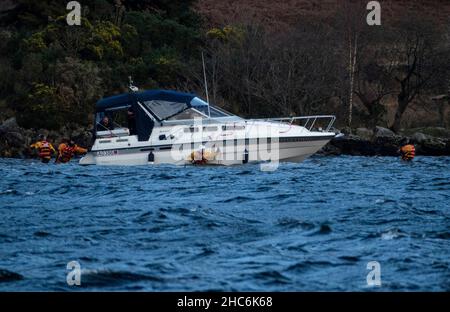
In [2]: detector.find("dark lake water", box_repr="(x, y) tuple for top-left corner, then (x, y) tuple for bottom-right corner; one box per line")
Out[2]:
(0, 156), (449, 291)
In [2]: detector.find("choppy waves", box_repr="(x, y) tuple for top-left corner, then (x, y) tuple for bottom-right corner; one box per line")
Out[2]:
(0, 156), (449, 291)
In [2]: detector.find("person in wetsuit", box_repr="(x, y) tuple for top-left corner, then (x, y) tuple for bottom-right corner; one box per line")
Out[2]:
(127, 107), (136, 135)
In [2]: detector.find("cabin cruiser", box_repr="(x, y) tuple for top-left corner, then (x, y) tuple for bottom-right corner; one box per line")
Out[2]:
(79, 89), (336, 166)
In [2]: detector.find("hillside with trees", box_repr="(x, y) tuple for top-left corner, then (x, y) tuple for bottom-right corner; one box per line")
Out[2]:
(0, 0), (203, 130)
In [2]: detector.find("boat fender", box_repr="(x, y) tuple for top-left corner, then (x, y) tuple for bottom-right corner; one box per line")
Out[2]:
(148, 151), (155, 162)
(243, 149), (249, 164)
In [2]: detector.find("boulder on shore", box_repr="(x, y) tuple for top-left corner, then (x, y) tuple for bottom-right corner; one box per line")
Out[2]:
(416, 136), (450, 156)
(411, 132), (429, 144)
(355, 128), (374, 141)
(374, 126), (395, 138)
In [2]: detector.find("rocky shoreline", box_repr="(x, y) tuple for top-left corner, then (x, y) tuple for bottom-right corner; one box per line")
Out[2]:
(320, 126), (450, 157)
(1, 117), (449, 159)
(0, 118), (92, 158)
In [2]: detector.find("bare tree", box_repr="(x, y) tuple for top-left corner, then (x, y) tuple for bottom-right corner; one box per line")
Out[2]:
(353, 35), (396, 127)
(387, 19), (448, 132)
(341, 0), (366, 127)
(197, 17), (341, 119)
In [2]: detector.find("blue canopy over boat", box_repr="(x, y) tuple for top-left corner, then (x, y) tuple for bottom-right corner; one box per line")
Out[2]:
(96, 90), (199, 113)
(95, 89), (209, 141)
(95, 89), (236, 142)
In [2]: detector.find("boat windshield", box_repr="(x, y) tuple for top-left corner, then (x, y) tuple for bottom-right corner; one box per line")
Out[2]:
(162, 97), (237, 121)
(189, 98), (235, 118)
(167, 108), (207, 120)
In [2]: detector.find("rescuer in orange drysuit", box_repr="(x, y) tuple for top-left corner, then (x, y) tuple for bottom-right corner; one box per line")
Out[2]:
(56, 139), (87, 163)
(30, 135), (56, 163)
(399, 139), (415, 161)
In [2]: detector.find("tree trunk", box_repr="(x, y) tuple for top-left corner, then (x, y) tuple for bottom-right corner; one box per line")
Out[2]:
(437, 100), (448, 127)
(364, 101), (384, 127)
(391, 93), (409, 133)
(348, 34), (357, 127)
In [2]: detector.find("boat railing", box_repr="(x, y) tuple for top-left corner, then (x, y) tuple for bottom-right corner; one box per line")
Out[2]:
(162, 115), (336, 135)
(253, 115), (336, 132)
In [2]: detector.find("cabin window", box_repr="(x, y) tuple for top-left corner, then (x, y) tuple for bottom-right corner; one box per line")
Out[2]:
(184, 127), (199, 133)
(96, 106), (136, 137)
(142, 100), (188, 121)
(97, 109), (126, 128)
(222, 125), (245, 131)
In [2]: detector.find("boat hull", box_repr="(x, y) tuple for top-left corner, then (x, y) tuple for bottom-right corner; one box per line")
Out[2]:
(79, 136), (333, 166)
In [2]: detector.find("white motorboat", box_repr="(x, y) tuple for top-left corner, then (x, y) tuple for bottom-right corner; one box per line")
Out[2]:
(79, 89), (336, 166)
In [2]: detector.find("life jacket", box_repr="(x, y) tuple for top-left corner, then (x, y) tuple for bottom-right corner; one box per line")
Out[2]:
(400, 144), (415, 161)
(60, 145), (76, 163)
(38, 141), (52, 160)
